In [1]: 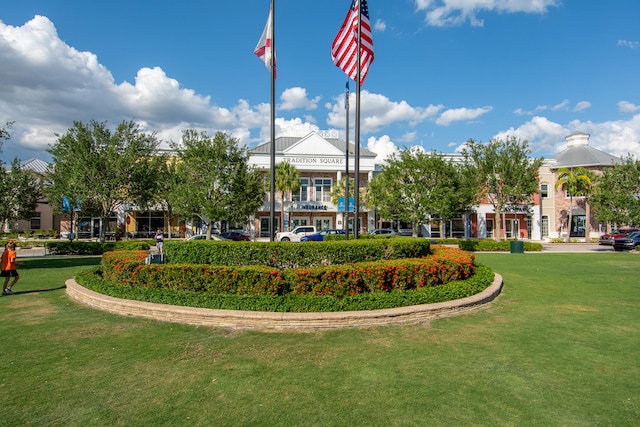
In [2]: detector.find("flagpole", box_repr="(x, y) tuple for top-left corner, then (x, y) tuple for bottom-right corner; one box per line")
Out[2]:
(269, 0), (276, 242)
(345, 78), (350, 240)
(354, 0), (362, 239)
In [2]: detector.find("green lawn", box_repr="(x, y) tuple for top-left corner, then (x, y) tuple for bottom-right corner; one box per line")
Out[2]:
(1, 253), (639, 426)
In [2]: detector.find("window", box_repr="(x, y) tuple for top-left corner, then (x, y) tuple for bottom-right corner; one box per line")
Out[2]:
(540, 184), (549, 198)
(314, 178), (332, 202)
(293, 178), (309, 202)
(542, 215), (549, 238)
(30, 212), (41, 230)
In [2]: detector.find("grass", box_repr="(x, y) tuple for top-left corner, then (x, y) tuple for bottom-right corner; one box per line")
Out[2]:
(1, 253), (639, 426)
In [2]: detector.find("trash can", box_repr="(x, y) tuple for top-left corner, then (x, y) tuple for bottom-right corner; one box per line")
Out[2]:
(146, 253), (164, 264)
(510, 240), (524, 254)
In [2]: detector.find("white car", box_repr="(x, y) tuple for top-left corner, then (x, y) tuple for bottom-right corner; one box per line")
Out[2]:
(275, 226), (317, 242)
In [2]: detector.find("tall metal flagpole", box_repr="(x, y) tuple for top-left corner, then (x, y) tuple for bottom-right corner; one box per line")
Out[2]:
(354, 0), (362, 239)
(345, 78), (350, 240)
(269, 0), (276, 241)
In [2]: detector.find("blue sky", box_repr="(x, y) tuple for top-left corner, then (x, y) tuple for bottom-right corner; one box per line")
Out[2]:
(1, 0), (639, 164)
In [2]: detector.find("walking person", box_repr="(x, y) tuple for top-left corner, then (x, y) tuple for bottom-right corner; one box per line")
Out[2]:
(154, 229), (164, 254)
(2, 241), (22, 296)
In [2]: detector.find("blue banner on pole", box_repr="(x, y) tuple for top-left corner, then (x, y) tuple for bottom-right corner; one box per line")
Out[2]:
(338, 197), (355, 212)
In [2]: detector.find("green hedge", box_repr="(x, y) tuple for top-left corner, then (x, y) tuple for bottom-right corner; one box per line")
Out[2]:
(164, 238), (431, 268)
(44, 240), (152, 255)
(458, 239), (543, 252)
(80, 248), (490, 312)
(99, 245), (475, 298)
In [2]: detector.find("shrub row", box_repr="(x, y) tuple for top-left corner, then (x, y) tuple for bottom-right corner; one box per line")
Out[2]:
(78, 263), (493, 313)
(44, 240), (152, 255)
(99, 245), (475, 299)
(164, 237), (431, 268)
(458, 239), (543, 252)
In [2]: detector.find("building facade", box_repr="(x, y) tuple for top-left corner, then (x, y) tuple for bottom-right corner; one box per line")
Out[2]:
(248, 131), (377, 238)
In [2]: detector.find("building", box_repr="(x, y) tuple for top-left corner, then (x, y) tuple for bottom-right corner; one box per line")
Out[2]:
(539, 131), (620, 240)
(249, 130), (377, 238)
(12, 131), (625, 242)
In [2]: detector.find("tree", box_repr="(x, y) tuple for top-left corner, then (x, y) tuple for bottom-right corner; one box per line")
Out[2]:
(0, 159), (42, 232)
(275, 161), (300, 232)
(462, 137), (544, 241)
(0, 121), (14, 152)
(46, 120), (166, 242)
(554, 166), (594, 241)
(367, 148), (473, 237)
(169, 130), (264, 239)
(590, 155), (640, 228)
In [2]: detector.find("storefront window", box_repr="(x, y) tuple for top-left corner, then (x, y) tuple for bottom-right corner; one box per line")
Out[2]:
(293, 178), (309, 202)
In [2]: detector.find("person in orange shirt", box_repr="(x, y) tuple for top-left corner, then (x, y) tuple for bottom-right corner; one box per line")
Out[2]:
(1, 241), (22, 296)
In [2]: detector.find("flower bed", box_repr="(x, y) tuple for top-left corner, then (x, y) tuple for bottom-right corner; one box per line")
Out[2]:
(99, 245), (475, 298)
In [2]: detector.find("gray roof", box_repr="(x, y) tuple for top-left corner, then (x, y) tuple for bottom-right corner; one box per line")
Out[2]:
(552, 144), (620, 169)
(20, 158), (49, 174)
(250, 135), (377, 157)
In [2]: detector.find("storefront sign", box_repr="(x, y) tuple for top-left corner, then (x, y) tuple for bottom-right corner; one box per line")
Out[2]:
(287, 157), (344, 165)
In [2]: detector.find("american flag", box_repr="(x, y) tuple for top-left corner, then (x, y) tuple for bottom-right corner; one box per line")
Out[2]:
(254, 2), (275, 77)
(331, 0), (374, 85)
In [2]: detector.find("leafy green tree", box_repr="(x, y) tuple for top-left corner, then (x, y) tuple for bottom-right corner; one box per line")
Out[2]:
(554, 166), (594, 241)
(0, 159), (42, 232)
(590, 155), (640, 228)
(462, 137), (544, 241)
(367, 148), (473, 237)
(169, 130), (264, 239)
(275, 161), (300, 232)
(46, 120), (166, 242)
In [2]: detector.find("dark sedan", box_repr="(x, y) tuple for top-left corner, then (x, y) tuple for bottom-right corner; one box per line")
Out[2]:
(613, 231), (640, 251)
(219, 231), (250, 241)
(300, 229), (346, 242)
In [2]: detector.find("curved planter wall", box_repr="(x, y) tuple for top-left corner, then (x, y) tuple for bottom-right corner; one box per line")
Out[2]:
(66, 274), (502, 331)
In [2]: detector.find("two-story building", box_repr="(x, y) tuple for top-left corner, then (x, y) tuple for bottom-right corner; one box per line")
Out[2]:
(248, 130), (377, 238)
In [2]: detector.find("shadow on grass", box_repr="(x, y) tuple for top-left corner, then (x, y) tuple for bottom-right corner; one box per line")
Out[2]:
(4, 285), (67, 295)
(18, 257), (101, 270)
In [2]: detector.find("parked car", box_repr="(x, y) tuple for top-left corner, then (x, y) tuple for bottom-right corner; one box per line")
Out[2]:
(613, 231), (640, 251)
(300, 228), (347, 242)
(219, 231), (250, 241)
(599, 228), (639, 245)
(275, 225), (316, 242)
(186, 234), (227, 241)
(369, 228), (398, 235)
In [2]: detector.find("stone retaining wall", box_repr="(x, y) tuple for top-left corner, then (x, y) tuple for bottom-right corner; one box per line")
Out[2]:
(65, 274), (502, 331)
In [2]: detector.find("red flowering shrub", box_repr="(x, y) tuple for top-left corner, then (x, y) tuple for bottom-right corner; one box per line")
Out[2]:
(100, 244), (476, 299)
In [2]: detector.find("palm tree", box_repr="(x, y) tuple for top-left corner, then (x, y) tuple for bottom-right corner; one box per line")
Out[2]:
(275, 161), (300, 232)
(555, 167), (593, 242)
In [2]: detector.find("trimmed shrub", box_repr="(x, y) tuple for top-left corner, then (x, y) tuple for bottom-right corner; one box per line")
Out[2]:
(77, 264), (493, 313)
(44, 240), (151, 255)
(164, 237), (431, 268)
(99, 245), (475, 300)
(458, 239), (543, 252)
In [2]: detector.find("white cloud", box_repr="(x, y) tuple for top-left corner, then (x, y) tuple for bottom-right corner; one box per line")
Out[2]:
(573, 101), (591, 112)
(415, 0), (559, 27)
(493, 116), (568, 154)
(279, 87), (320, 111)
(326, 90), (443, 133)
(374, 19), (386, 31)
(492, 114), (640, 158)
(0, 15), (324, 160)
(366, 135), (399, 164)
(552, 99), (570, 111)
(436, 106), (492, 126)
(619, 101), (640, 113)
(618, 40), (640, 49)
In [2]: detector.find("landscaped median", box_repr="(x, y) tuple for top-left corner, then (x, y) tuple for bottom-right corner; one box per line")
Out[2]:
(70, 239), (502, 330)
